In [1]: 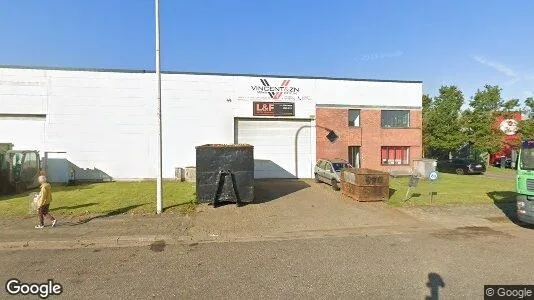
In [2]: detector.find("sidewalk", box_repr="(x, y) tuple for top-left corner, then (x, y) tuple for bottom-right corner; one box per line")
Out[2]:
(0, 200), (524, 251)
(0, 213), (195, 250)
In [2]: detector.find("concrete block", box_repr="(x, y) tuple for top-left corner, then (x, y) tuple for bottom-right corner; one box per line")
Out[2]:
(174, 167), (184, 181)
(184, 166), (196, 183)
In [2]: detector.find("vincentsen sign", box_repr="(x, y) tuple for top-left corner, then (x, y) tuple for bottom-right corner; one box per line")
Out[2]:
(251, 79), (300, 100)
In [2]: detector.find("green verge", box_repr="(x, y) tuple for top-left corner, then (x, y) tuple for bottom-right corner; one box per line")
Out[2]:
(0, 181), (196, 217)
(387, 172), (515, 207)
(485, 166), (516, 175)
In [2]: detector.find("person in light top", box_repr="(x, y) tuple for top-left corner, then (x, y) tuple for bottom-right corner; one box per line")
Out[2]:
(35, 175), (57, 229)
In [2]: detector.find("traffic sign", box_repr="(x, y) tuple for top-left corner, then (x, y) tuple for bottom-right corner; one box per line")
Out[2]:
(429, 171), (438, 181)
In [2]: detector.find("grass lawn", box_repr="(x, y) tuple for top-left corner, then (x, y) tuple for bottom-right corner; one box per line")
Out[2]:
(0, 181), (196, 217)
(388, 172), (515, 207)
(485, 166), (516, 175)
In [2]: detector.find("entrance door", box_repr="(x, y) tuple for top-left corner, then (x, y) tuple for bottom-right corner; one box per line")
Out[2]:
(235, 119), (313, 179)
(348, 146), (360, 168)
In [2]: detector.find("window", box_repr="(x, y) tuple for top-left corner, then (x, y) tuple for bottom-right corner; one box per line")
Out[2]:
(348, 109), (360, 127)
(326, 130), (338, 143)
(381, 110), (410, 128)
(23, 152), (38, 171)
(348, 146), (360, 168)
(381, 146), (410, 165)
(332, 162), (349, 172)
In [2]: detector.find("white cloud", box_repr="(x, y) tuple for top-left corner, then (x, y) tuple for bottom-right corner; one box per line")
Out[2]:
(471, 55), (534, 94)
(471, 55), (519, 80)
(358, 50), (404, 61)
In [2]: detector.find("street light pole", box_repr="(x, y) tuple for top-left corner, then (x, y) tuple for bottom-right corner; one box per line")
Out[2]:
(155, 0), (163, 214)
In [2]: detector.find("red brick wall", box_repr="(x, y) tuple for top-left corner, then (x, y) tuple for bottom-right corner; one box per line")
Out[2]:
(316, 107), (422, 172)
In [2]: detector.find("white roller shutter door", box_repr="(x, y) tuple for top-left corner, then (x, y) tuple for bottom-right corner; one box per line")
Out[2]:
(236, 119), (313, 179)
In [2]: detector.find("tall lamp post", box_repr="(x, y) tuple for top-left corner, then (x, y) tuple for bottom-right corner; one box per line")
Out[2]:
(155, 0), (163, 214)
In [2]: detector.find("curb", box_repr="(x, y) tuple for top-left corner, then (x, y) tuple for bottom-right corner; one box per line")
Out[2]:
(0, 235), (181, 251)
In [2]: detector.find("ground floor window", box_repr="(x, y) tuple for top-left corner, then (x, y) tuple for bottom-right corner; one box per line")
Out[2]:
(381, 146), (409, 165)
(348, 146), (360, 168)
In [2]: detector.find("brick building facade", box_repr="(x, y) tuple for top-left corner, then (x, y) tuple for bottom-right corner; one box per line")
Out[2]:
(316, 106), (422, 173)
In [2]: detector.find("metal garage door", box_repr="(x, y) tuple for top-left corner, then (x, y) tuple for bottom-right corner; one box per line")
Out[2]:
(236, 119), (313, 179)
(0, 116), (45, 152)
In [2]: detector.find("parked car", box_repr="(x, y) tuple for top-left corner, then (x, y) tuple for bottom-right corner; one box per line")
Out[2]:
(493, 157), (513, 169)
(314, 159), (351, 190)
(436, 158), (486, 175)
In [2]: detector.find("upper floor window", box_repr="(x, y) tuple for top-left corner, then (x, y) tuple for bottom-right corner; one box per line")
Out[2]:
(381, 110), (410, 128)
(348, 109), (360, 127)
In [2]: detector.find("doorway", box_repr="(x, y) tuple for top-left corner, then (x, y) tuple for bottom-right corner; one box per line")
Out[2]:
(348, 146), (361, 168)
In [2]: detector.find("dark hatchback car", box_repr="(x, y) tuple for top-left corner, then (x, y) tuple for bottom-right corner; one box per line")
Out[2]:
(437, 158), (486, 175)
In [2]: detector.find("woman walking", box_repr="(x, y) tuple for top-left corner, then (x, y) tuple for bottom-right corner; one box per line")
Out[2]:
(35, 175), (57, 229)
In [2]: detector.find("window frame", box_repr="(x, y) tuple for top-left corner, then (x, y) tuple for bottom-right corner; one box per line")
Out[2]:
(380, 110), (410, 128)
(380, 146), (410, 166)
(348, 109), (361, 127)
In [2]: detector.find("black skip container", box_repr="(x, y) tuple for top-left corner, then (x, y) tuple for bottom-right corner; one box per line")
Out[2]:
(195, 144), (254, 205)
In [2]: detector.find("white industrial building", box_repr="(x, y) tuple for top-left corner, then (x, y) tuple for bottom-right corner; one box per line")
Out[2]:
(0, 66), (422, 181)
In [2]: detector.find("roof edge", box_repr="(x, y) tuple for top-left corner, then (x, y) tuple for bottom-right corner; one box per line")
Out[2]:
(0, 64), (423, 84)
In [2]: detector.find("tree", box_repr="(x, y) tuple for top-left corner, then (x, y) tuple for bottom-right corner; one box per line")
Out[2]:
(462, 85), (504, 163)
(502, 98), (519, 111)
(518, 97), (534, 140)
(422, 94), (433, 156)
(423, 86), (465, 158)
(524, 97), (534, 118)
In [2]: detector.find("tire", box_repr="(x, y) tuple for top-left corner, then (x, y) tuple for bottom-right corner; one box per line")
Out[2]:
(455, 168), (465, 175)
(331, 179), (340, 191)
(314, 173), (321, 183)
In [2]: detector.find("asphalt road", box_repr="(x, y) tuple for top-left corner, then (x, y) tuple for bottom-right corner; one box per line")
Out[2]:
(1, 225), (534, 299)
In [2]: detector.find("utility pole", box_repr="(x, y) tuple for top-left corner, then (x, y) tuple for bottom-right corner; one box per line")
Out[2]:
(155, 0), (163, 214)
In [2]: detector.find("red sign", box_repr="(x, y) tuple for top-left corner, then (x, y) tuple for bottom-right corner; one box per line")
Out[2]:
(253, 102), (295, 116)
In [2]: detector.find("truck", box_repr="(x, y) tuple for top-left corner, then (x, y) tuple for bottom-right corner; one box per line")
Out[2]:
(516, 140), (534, 225)
(0, 143), (41, 194)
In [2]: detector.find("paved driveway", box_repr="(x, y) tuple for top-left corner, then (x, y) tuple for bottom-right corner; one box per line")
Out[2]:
(189, 179), (422, 242)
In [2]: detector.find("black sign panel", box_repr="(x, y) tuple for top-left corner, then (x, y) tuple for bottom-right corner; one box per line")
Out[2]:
(408, 175), (420, 187)
(253, 102), (295, 116)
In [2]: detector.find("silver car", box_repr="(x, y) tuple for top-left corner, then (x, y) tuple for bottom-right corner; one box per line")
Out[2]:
(314, 159), (351, 191)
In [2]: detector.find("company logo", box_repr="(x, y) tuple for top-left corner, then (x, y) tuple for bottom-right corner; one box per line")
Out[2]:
(251, 79), (300, 100)
(500, 119), (518, 136)
(253, 102), (295, 116)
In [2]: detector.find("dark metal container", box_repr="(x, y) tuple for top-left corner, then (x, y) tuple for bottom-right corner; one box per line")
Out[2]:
(195, 144), (254, 205)
(341, 168), (390, 202)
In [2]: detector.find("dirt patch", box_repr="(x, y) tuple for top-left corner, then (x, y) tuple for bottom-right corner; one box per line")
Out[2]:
(149, 240), (166, 252)
(432, 226), (512, 240)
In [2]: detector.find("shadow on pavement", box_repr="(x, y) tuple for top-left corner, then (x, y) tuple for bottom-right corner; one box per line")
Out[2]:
(70, 204), (147, 225)
(425, 272), (445, 300)
(487, 191), (518, 223)
(253, 179), (310, 204)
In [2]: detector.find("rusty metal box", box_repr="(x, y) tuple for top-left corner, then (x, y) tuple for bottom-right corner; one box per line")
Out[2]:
(341, 168), (390, 202)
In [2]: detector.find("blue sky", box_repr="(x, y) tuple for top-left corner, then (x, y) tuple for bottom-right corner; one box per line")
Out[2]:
(1, 0), (533, 103)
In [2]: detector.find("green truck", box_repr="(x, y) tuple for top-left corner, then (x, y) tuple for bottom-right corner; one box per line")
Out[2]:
(0, 143), (41, 194)
(516, 140), (534, 225)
